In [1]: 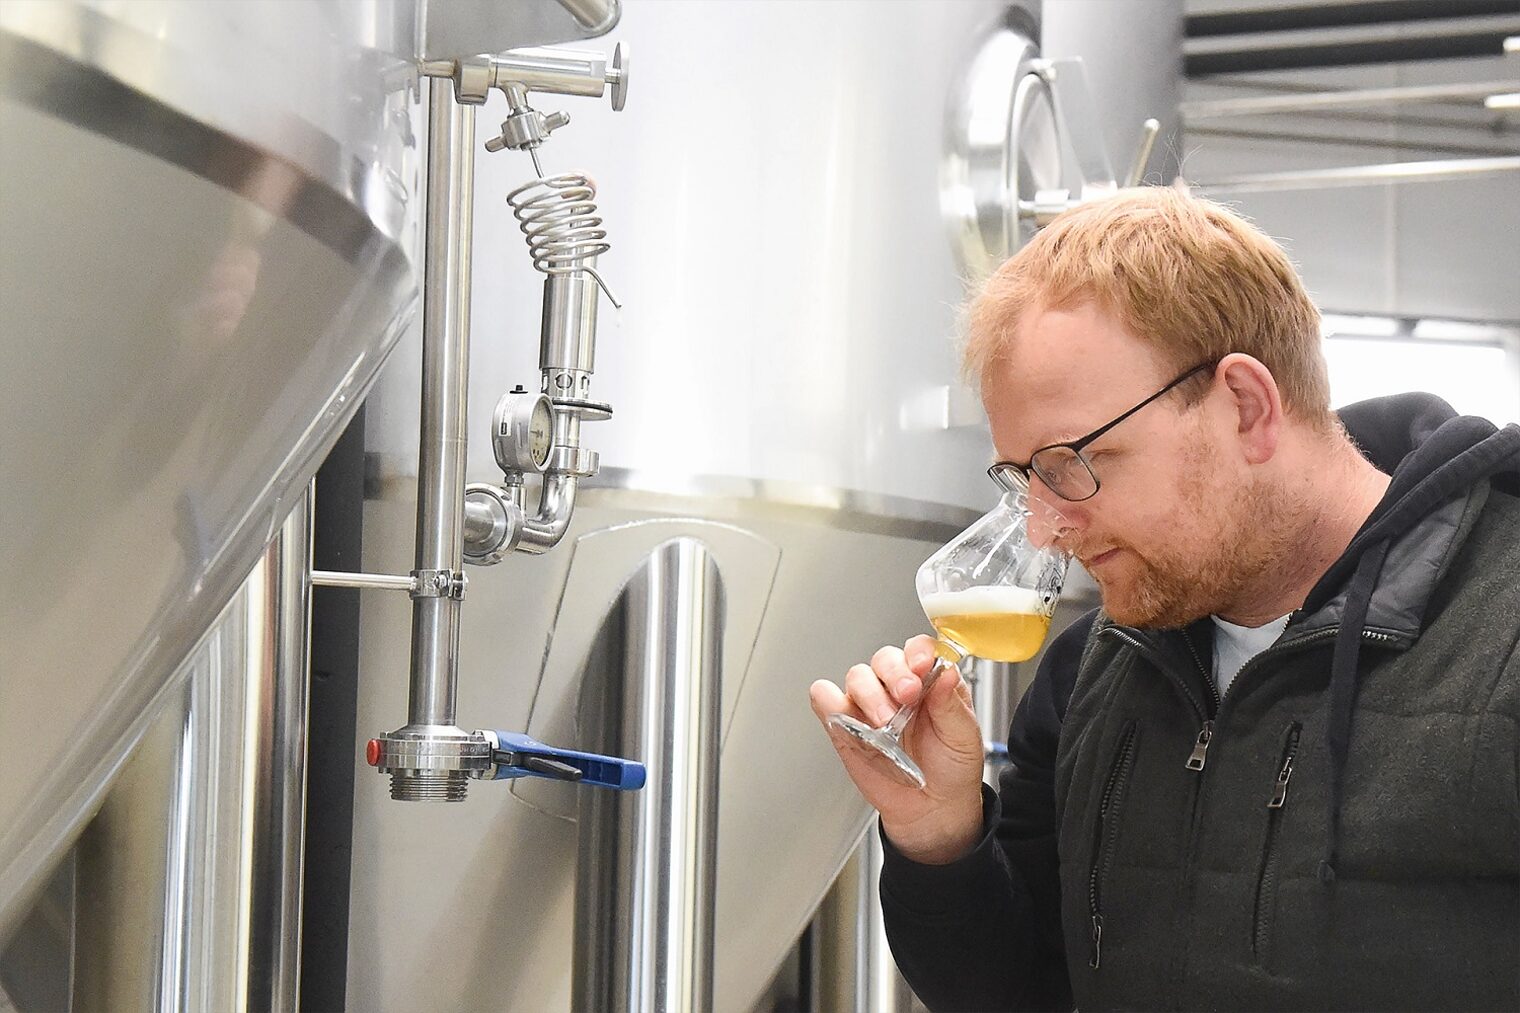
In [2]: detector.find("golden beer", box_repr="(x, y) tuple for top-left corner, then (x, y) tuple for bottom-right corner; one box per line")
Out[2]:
(922, 587), (1052, 663)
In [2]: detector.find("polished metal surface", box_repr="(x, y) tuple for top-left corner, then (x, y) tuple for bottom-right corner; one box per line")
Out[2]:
(491, 46), (627, 102)
(375, 80), (478, 802)
(0, 853), (74, 1013)
(1195, 155), (1520, 193)
(312, 569), (418, 592)
(516, 473), (583, 554)
(940, 12), (1054, 279)
(249, 495), (314, 1011)
(422, 0), (620, 60)
(575, 538), (723, 1013)
(65, 494), (311, 1013)
(1182, 79), (1520, 119)
(811, 834), (914, 1013)
(346, 487), (949, 1012)
(361, 0), (1018, 514)
(558, 0), (621, 34)
(0, 1), (416, 934)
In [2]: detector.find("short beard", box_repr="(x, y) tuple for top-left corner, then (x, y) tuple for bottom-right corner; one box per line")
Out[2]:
(1091, 438), (1306, 629)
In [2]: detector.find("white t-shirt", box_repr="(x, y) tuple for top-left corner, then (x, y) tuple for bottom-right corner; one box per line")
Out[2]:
(1210, 613), (1290, 699)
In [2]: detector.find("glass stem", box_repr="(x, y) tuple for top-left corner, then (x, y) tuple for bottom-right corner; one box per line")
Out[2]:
(882, 652), (956, 738)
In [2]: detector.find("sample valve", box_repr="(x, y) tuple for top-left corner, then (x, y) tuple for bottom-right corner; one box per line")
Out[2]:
(461, 45), (625, 567)
(318, 42), (634, 803)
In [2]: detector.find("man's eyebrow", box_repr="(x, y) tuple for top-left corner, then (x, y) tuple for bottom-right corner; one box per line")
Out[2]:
(1033, 430), (1087, 448)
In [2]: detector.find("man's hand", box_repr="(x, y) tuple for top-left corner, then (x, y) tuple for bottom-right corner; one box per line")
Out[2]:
(809, 634), (987, 865)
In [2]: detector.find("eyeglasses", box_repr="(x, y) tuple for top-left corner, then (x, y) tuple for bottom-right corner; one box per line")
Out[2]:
(988, 361), (1216, 502)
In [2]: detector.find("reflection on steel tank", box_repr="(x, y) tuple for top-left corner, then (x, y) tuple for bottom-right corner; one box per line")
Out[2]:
(0, 0), (423, 930)
(347, 2), (1018, 1011)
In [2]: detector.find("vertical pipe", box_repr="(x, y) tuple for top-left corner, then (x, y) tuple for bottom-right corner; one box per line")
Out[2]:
(244, 490), (313, 1012)
(69, 492), (312, 1013)
(968, 657), (1019, 779)
(408, 77), (474, 730)
(811, 833), (915, 1013)
(575, 538), (723, 1013)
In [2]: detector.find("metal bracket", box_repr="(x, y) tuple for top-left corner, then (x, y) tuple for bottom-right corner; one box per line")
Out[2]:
(410, 568), (468, 600)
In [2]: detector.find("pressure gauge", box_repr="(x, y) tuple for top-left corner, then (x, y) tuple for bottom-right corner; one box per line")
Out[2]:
(493, 388), (555, 474)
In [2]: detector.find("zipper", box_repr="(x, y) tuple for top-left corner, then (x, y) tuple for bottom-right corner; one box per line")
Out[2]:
(1106, 623), (1401, 772)
(1102, 627), (1210, 721)
(1253, 723), (1302, 961)
(1088, 720), (1139, 970)
(1185, 722), (1213, 771)
(1184, 633), (1219, 713)
(1268, 732), (1299, 809)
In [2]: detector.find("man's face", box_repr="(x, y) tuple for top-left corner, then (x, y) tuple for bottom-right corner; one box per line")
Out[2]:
(982, 303), (1273, 628)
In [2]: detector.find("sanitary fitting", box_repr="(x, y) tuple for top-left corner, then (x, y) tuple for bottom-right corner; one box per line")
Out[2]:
(367, 725), (493, 802)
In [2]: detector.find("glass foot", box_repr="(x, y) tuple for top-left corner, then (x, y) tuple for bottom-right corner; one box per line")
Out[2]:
(827, 713), (927, 789)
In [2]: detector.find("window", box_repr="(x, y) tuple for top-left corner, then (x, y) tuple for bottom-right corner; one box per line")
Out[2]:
(1321, 314), (1520, 427)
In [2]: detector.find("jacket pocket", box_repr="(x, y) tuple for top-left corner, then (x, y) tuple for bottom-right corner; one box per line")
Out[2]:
(1252, 721), (1301, 966)
(1088, 719), (1140, 970)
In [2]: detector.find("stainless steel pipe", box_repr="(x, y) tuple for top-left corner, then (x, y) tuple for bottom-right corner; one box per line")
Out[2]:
(810, 833), (915, 1013)
(575, 538), (724, 1013)
(542, 266), (599, 382)
(244, 492), (314, 1011)
(556, 0), (620, 33)
(1196, 155), (1520, 194)
(311, 570), (416, 592)
(514, 473), (580, 554)
(1181, 80), (1520, 119)
(69, 491), (312, 1012)
(408, 79), (475, 731)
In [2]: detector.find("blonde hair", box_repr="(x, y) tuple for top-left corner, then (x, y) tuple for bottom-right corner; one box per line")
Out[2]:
(964, 187), (1331, 427)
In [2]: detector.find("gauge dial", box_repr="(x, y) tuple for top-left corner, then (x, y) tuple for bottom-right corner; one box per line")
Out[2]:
(493, 390), (555, 475)
(527, 396), (553, 470)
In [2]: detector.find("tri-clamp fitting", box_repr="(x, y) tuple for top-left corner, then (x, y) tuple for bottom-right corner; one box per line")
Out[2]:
(365, 727), (644, 800)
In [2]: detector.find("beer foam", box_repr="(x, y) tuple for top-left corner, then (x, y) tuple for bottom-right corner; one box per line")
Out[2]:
(921, 585), (1047, 619)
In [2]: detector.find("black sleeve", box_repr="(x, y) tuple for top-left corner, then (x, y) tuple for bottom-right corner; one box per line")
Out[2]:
(877, 609), (1097, 1013)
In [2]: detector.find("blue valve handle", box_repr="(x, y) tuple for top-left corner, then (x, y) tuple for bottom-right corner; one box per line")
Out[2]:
(486, 731), (646, 791)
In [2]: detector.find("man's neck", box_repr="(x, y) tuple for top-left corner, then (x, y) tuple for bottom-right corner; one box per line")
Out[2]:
(1217, 437), (1391, 627)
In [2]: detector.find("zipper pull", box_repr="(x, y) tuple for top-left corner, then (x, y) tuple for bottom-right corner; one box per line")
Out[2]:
(1186, 721), (1213, 771)
(1269, 757), (1295, 809)
(1269, 724), (1302, 808)
(1089, 913), (1103, 969)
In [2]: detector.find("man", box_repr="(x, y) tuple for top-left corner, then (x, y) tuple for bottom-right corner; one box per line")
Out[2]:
(810, 188), (1520, 1011)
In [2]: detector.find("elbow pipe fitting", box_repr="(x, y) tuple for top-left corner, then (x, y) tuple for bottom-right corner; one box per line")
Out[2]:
(514, 473), (580, 555)
(462, 472), (583, 564)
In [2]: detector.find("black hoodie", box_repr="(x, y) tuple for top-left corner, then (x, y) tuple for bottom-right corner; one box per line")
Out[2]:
(880, 393), (1520, 1012)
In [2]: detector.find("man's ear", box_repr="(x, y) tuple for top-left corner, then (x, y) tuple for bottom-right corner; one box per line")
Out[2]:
(1218, 353), (1282, 465)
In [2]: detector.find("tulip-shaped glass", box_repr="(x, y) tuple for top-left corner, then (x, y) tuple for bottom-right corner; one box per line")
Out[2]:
(828, 484), (1071, 788)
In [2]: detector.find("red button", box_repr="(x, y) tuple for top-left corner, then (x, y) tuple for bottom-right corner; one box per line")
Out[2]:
(366, 738), (382, 766)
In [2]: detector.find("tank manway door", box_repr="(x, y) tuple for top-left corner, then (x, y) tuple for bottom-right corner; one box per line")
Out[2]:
(941, 14), (1163, 280)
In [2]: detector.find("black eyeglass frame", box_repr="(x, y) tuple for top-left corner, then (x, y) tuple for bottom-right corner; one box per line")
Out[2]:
(987, 360), (1217, 502)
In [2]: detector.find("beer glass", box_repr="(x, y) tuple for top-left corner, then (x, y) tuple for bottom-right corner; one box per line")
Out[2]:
(828, 484), (1071, 788)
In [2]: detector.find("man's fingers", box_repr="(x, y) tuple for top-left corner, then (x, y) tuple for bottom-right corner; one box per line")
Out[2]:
(808, 678), (851, 721)
(904, 634), (940, 674)
(872, 644), (921, 706)
(846, 662), (899, 725)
